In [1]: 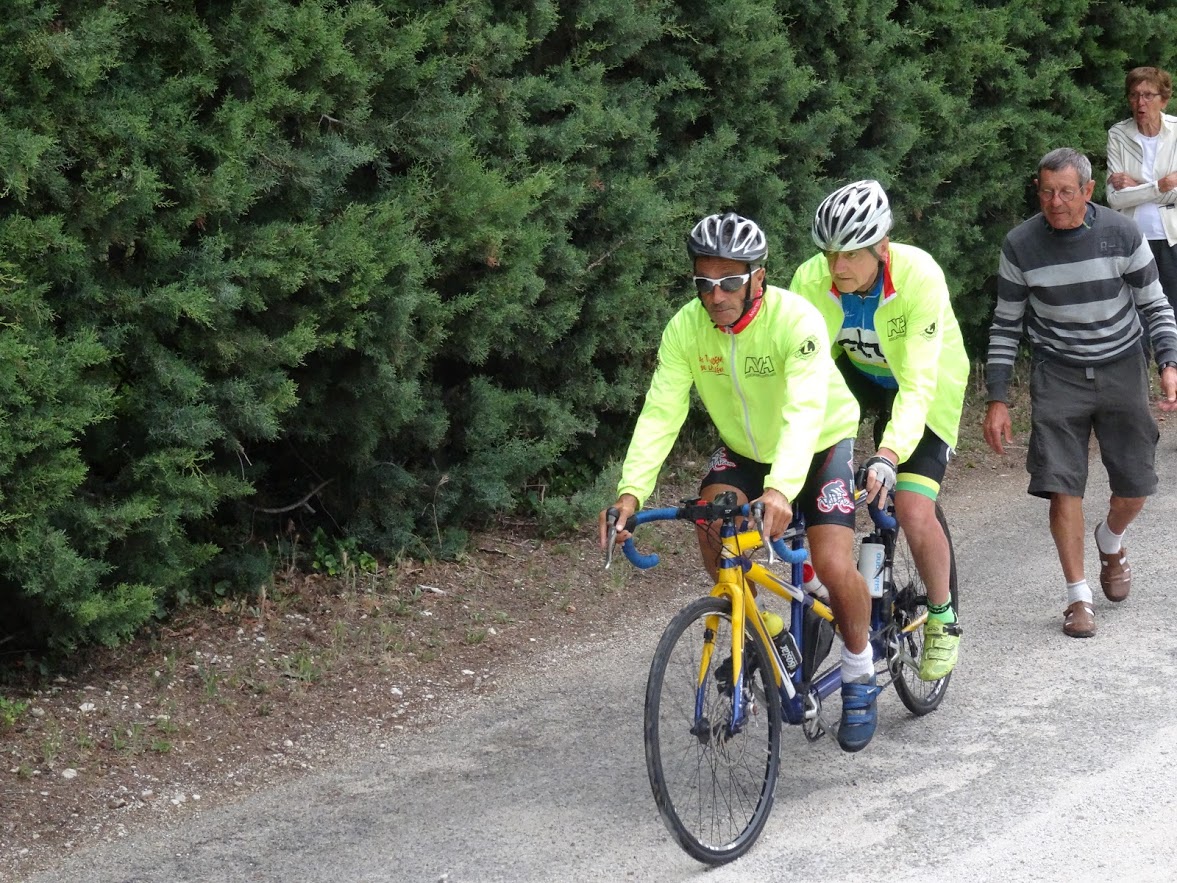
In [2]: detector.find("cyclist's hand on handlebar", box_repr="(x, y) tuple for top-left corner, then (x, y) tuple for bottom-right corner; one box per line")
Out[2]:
(982, 401), (1015, 454)
(751, 488), (792, 541)
(599, 494), (639, 549)
(862, 451), (898, 508)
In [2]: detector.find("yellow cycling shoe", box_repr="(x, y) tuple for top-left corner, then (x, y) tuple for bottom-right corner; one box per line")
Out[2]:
(918, 618), (961, 681)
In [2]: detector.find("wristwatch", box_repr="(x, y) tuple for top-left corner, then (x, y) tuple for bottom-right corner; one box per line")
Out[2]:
(1160, 361), (1177, 374)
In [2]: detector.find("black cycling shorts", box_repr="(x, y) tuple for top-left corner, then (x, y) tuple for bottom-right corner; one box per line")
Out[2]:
(698, 440), (857, 529)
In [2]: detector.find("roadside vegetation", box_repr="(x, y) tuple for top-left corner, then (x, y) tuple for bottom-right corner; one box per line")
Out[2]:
(2, 1), (1172, 654)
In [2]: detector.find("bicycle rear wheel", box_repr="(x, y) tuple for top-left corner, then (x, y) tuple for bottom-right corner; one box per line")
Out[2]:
(889, 502), (958, 715)
(644, 596), (782, 865)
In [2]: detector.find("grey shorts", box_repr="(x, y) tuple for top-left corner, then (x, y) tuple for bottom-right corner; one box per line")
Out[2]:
(1026, 352), (1159, 499)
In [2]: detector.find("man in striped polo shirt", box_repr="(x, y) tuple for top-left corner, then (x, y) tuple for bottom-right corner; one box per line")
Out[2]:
(983, 147), (1177, 638)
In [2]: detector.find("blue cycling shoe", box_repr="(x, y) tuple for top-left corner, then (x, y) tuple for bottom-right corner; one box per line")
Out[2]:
(837, 675), (881, 753)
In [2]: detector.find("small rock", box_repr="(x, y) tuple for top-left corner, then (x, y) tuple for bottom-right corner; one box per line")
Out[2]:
(61, 768), (78, 780)
(79, 702), (96, 713)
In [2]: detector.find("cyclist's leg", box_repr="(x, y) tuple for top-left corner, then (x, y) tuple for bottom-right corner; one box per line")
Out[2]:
(807, 524), (868, 654)
(893, 492), (953, 607)
(892, 429), (961, 681)
(890, 501), (958, 713)
(893, 428), (953, 608)
(796, 438), (879, 752)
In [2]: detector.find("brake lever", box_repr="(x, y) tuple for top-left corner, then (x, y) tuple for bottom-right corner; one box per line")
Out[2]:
(750, 501), (775, 565)
(604, 507), (619, 570)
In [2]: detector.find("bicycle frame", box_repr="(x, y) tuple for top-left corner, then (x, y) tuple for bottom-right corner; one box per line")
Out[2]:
(619, 496), (908, 735)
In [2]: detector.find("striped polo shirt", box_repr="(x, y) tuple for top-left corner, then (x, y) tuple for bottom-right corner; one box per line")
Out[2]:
(985, 202), (1177, 402)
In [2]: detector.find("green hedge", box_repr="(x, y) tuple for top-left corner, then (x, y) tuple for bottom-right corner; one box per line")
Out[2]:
(0, 0), (1172, 648)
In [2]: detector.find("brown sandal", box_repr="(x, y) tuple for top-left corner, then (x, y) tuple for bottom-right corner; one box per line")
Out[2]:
(1063, 601), (1096, 638)
(1098, 544), (1131, 602)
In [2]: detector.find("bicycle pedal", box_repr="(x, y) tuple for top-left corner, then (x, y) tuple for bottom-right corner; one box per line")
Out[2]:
(943, 622), (963, 637)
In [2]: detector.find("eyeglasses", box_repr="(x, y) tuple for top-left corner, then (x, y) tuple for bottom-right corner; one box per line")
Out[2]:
(1037, 188), (1081, 203)
(1128, 91), (1161, 102)
(693, 273), (751, 294)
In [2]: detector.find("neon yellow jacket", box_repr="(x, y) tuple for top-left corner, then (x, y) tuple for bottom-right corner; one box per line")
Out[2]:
(617, 285), (860, 507)
(789, 243), (968, 462)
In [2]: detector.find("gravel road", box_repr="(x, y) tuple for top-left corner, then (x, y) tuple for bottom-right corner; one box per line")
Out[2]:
(19, 423), (1177, 883)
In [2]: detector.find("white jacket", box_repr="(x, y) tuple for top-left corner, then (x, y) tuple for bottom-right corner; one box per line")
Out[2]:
(1106, 111), (1177, 246)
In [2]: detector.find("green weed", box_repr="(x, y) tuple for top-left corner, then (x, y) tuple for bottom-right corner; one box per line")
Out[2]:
(0, 695), (30, 729)
(281, 650), (322, 683)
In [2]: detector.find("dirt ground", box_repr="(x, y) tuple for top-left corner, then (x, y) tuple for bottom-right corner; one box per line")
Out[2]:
(0, 389), (1041, 882)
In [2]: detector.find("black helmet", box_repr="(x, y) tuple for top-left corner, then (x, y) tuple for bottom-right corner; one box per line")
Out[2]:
(687, 213), (768, 264)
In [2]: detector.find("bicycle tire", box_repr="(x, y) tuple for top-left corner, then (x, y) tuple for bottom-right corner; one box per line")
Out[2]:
(888, 502), (958, 715)
(644, 595), (782, 865)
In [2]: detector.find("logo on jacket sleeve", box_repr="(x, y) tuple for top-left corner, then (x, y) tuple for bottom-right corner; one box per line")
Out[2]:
(887, 316), (907, 339)
(795, 336), (818, 359)
(920, 320), (938, 340)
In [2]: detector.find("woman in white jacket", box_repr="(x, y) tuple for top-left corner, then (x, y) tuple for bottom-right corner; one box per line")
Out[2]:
(1107, 66), (1177, 314)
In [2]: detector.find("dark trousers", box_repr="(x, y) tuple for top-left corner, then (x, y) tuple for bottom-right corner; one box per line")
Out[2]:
(1142, 238), (1177, 360)
(1151, 238), (1177, 313)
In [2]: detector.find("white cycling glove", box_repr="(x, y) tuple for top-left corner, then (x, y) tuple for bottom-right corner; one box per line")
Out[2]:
(864, 455), (897, 492)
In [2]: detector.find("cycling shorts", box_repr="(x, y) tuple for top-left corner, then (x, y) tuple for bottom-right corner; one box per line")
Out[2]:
(699, 440), (857, 528)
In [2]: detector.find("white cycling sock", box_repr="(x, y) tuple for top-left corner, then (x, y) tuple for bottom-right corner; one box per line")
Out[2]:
(1067, 579), (1093, 605)
(1094, 520), (1123, 555)
(840, 645), (874, 684)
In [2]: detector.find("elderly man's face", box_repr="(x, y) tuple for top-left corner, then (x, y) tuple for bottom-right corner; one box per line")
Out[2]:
(1036, 168), (1095, 231)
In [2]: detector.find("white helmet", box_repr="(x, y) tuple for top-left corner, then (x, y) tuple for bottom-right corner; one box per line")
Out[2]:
(811, 180), (893, 251)
(687, 212), (768, 264)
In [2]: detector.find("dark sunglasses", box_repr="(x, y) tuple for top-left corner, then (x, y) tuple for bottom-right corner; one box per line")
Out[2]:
(692, 273), (751, 295)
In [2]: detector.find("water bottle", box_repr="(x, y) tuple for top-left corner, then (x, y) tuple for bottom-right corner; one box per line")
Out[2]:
(858, 533), (885, 598)
(762, 610), (800, 673)
(801, 561), (829, 602)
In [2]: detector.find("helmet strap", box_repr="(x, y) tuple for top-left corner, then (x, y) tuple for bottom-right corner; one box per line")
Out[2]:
(726, 268), (763, 333)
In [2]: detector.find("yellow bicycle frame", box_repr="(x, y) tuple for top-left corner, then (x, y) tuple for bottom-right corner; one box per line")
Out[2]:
(698, 527), (836, 703)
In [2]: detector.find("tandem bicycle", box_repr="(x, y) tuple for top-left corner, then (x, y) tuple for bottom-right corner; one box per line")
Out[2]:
(604, 483), (959, 865)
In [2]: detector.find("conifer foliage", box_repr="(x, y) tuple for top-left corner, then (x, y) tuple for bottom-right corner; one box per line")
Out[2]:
(0, 0), (1172, 648)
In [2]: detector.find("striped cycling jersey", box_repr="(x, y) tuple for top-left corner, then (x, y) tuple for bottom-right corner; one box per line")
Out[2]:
(837, 273), (899, 390)
(986, 202), (1177, 403)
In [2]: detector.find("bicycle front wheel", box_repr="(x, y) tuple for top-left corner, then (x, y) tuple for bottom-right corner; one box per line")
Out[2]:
(644, 596), (782, 865)
(889, 502), (958, 715)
